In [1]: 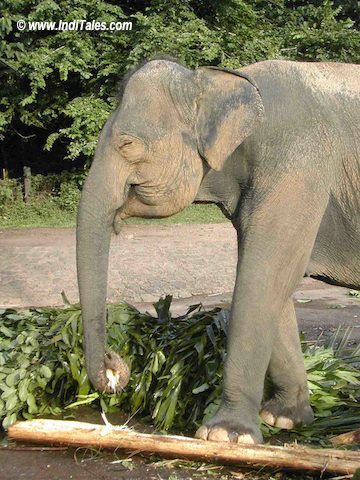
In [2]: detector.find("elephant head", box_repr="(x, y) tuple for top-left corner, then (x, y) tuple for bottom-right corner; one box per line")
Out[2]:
(76, 59), (264, 392)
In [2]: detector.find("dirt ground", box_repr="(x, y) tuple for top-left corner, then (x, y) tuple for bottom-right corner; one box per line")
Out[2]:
(0, 225), (359, 479)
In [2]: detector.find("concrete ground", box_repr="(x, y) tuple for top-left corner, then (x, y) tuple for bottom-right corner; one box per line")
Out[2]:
(0, 224), (359, 479)
(0, 224), (359, 341)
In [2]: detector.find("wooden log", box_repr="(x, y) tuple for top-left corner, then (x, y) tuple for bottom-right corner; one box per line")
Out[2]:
(331, 428), (360, 446)
(8, 419), (360, 475)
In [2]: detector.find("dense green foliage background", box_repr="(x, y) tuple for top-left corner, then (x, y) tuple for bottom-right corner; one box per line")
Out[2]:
(1, 0), (359, 177)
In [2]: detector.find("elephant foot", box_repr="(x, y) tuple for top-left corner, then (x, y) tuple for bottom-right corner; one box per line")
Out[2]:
(260, 395), (314, 429)
(195, 408), (263, 444)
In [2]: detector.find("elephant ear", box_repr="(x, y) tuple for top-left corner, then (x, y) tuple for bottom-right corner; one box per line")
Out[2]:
(195, 67), (264, 171)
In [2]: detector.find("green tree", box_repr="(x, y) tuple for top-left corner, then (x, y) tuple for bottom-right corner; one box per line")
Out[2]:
(0, 0), (358, 176)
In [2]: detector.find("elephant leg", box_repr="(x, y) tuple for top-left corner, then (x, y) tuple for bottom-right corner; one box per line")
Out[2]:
(195, 174), (328, 444)
(260, 299), (314, 429)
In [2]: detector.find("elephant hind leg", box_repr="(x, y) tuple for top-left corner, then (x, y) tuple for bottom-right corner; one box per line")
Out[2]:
(260, 299), (314, 429)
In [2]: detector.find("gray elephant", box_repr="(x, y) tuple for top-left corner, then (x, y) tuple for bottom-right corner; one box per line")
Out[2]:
(76, 59), (360, 444)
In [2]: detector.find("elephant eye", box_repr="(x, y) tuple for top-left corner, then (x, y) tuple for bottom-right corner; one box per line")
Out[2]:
(119, 138), (133, 150)
(119, 136), (145, 162)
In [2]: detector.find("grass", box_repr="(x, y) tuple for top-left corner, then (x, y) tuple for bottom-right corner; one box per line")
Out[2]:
(124, 204), (228, 225)
(0, 199), (76, 229)
(0, 200), (228, 229)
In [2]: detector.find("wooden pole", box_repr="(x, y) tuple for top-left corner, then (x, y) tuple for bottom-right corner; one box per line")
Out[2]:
(331, 428), (360, 446)
(23, 166), (31, 203)
(8, 419), (360, 475)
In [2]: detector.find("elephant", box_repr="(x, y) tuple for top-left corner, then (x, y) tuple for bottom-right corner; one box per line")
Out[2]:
(76, 58), (360, 444)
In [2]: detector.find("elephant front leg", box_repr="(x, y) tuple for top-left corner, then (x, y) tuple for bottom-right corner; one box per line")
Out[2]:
(195, 177), (328, 444)
(196, 257), (274, 444)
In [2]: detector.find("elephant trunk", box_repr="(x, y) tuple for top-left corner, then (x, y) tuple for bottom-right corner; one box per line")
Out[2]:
(76, 155), (130, 392)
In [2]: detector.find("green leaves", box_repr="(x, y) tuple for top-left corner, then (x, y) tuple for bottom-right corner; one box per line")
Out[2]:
(44, 96), (112, 161)
(1, 0), (359, 176)
(349, 289), (360, 298)
(2, 412), (17, 429)
(0, 298), (359, 446)
(1, 0), (130, 170)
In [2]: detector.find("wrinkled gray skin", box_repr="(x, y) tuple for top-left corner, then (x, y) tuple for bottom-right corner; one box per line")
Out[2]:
(77, 59), (360, 444)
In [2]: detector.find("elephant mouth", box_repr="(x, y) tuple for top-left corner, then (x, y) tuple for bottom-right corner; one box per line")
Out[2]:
(113, 212), (124, 234)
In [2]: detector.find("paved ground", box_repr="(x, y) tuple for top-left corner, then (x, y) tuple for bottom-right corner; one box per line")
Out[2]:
(0, 224), (238, 306)
(0, 224), (359, 480)
(0, 224), (359, 342)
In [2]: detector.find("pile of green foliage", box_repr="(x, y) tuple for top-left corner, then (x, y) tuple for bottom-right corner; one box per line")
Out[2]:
(0, 296), (359, 445)
(1, 0), (359, 176)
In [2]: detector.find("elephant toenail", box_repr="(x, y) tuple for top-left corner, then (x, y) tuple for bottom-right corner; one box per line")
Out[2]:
(275, 416), (294, 429)
(260, 410), (276, 425)
(208, 427), (230, 442)
(237, 433), (256, 444)
(195, 425), (208, 440)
